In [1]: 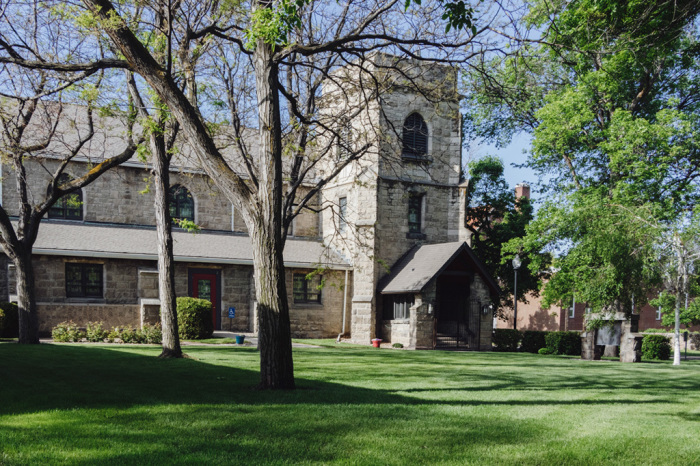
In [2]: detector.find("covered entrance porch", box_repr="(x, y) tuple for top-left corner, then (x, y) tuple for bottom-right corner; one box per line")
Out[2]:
(378, 242), (498, 350)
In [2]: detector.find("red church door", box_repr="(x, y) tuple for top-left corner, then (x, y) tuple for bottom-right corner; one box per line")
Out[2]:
(188, 269), (221, 330)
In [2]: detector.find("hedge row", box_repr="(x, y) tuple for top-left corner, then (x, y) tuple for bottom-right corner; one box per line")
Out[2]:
(52, 321), (163, 344)
(493, 329), (581, 355)
(641, 335), (671, 360)
(46, 297), (213, 343)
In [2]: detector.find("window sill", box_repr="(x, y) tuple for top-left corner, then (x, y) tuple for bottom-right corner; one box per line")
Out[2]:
(293, 302), (323, 307)
(406, 232), (426, 240)
(401, 154), (432, 164)
(66, 298), (106, 304)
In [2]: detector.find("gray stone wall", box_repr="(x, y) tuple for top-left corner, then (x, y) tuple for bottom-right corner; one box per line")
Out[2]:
(38, 304), (140, 334)
(285, 268), (351, 338)
(2, 160), (320, 237)
(472, 275), (494, 350)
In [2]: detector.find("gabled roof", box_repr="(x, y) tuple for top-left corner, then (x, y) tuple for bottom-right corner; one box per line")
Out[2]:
(378, 241), (499, 294)
(30, 221), (350, 270)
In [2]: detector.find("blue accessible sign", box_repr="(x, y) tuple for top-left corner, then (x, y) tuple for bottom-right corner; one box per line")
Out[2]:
(228, 307), (236, 318)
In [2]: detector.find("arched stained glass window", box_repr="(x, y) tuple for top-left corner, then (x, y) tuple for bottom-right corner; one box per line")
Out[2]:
(48, 174), (83, 220)
(169, 184), (195, 222)
(401, 113), (428, 160)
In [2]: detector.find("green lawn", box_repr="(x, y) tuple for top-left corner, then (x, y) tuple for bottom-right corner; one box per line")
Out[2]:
(1, 342), (699, 465)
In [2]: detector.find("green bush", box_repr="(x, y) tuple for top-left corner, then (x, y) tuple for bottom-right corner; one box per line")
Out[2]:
(492, 329), (522, 352)
(86, 322), (108, 342)
(52, 321), (86, 342)
(141, 324), (163, 344)
(545, 331), (582, 356)
(642, 328), (667, 334)
(177, 297), (213, 339)
(392, 342), (404, 348)
(538, 347), (553, 355)
(642, 334), (671, 360)
(521, 331), (548, 353)
(0, 302), (19, 338)
(106, 327), (121, 343)
(120, 327), (143, 344)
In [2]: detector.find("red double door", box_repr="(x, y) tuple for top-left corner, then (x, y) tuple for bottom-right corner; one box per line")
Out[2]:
(189, 269), (221, 330)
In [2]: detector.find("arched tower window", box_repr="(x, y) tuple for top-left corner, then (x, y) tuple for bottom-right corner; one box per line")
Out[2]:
(169, 184), (195, 222)
(48, 174), (83, 220)
(401, 113), (428, 160)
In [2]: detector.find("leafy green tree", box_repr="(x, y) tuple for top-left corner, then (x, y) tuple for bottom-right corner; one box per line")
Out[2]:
(465, 0), (700, 321)
(464, 156), (547, 313)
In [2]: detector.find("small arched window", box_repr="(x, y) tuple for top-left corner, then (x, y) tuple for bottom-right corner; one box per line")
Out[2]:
(48, 174), (83, 220)
(401, 113), (428, 160)
(169, 184), (195, 222)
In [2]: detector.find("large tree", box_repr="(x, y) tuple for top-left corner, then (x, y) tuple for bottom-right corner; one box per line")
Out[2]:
(0, 0), (497, 387)
(0, 87), (138, 344)
(465, 0), (700, 321)
(463, 155), (546, 314)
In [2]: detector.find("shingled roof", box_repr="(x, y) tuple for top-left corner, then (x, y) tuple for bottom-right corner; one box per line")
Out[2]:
(30, 221), (350, 269)
(378, 241), (498, 294)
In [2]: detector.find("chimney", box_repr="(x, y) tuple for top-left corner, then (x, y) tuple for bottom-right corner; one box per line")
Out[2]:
(515, 183), (530, 200)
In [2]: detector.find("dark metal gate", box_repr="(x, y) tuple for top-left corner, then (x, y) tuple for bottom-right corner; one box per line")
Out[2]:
(434, 298), (481, 350)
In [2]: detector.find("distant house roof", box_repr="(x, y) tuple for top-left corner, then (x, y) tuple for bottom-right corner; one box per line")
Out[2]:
(30, 221), (350, 270)
(378, 241), (498, 294)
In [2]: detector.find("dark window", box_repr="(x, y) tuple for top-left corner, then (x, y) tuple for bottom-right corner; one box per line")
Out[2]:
(293, 273), (322, 303)
(66, 263), (103, 298)
(408, 193), (423, 234)
(338, 197), (347, 233)
(169, 184), (194, 222)
(337, 121), (352, 159)
(383, 294), (414, 320)
(48, 174), (83, 220)
(401, 113), (428, 160)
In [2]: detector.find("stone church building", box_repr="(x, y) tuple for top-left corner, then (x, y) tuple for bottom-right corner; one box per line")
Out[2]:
(0, 57), (497, 349)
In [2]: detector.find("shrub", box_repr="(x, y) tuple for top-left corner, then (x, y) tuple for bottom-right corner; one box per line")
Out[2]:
(521, 331), (548, 353)
(538, 347), (553, 355)
(690, 332), (700, 349)
(392, 342), (404, 348)
(545, 331), (582, 356)
(0, 302), (19, 338)
(642, 328), (667, 334)
(642, 335), (671, 360)
(52, 321), (85, 342)
(86, 322), (108, 342)
(120, 327), (143, 344)
(177, 297), (213, 339)
(141, 324), (163, 344)
(492, 329), (522, 352)
(106, 327), (121, 343)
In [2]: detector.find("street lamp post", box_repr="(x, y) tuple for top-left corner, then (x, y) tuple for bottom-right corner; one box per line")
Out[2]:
(512, 254), (522, 330)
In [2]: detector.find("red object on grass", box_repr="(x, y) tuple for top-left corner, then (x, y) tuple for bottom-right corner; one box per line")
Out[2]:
(371, 338), (382, 348)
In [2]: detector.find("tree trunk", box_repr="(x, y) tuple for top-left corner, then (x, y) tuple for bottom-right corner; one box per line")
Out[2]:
(152, 143), (182, 358)
(15, 248), (39, 344)
(673, 290), (682, 366)
(251, 37), (295, 389)
(251, 223), (294, 389)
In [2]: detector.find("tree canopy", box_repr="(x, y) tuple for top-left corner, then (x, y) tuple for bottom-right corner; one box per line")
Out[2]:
(465, 0), (700, 319)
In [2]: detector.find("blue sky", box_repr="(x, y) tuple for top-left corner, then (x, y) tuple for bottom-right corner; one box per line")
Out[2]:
(468, 133), (539, 193)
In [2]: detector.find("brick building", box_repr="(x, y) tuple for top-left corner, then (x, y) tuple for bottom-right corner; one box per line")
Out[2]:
(1, 56), (498, 348)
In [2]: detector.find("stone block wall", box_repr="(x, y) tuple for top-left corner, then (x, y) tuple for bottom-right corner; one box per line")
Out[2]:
(285, 268), (351, 338)
(37, 303), (140, 334)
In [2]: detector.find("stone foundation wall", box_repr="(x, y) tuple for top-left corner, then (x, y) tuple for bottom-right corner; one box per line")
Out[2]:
(285, 268), (350, 338)
(37, 303), (140, 334)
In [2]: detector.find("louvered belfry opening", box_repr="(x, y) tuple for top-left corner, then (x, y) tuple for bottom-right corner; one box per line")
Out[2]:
(401, 113), (428, 160)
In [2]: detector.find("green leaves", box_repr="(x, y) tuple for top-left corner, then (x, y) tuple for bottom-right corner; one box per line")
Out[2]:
(246, 0), (308, 49)
(405, 0), (477, 35)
